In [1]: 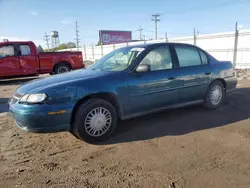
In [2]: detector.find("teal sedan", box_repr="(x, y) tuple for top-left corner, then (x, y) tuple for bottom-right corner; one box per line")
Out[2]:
(9, 43), (237, 143)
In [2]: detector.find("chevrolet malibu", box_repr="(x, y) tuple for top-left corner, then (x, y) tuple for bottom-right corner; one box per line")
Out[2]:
(9, 43), (237, 143)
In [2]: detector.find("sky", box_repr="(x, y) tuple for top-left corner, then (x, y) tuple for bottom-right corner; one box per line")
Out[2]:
(1, 0), (250, 48)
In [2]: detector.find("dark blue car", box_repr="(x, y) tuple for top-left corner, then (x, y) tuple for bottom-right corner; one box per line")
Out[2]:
(9, 43), (237, 142)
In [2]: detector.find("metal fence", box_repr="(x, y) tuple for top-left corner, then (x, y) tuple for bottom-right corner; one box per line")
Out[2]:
(60, 29), (250, 69)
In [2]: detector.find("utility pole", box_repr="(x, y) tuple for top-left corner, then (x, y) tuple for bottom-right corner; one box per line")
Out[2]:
(193, 28), (197, 45)
(165, 32), (168, 42)
(233, 22), (239, 68)
(43, 33), (50, 51)
(75, 21), (80, 50)
(152, 14), (160, 40)
(138, 26), (143, 40)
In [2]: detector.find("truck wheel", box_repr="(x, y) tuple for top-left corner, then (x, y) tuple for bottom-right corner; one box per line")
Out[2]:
(54, 64), (71, 74)
(72, 99), (117, 143)
(203, 81), (225, 109)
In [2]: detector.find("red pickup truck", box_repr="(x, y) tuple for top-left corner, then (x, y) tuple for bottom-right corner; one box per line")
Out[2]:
(0, 41), (84, 77)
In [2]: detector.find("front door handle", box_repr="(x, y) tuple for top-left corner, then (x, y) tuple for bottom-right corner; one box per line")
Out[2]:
(168, 77), (175, 80)
(205, 72), (211, 75)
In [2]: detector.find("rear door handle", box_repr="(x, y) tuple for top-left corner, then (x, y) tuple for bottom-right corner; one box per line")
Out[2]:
(205, 72), (211, 75)
(168, 77), (175, 80)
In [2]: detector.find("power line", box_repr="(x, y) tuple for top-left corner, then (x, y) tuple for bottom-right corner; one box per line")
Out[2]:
(75, 21), (80, 50)
(152, 14), (160, 40)
(143, 29), (155, 33)
(43, 32), (50, 51)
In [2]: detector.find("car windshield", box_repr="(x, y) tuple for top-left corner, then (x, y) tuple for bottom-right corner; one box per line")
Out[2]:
(90, 47), (145, 71)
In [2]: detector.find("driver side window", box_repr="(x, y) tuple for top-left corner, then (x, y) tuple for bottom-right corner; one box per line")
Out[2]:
(140, 46), (173, 71)
(103, 51), (131, 68)
(0, 45), (15, 59)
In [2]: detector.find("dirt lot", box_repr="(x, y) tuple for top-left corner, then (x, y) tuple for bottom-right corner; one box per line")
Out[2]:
(1, 76), (250, 188)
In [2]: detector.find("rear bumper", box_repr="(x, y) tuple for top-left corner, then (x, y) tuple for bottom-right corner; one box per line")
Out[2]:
(225, 76), (237, 94)
(9, 105), (73, 133)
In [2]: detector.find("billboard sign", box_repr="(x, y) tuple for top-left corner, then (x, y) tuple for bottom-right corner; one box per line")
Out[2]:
(99, 30), (132, 45)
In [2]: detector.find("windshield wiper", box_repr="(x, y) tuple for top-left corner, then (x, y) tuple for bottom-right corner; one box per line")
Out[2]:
(92, 68), (101, 71)
(102, 67), (114, 71)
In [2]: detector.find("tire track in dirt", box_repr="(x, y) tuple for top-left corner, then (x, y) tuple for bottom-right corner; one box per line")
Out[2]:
(48, 145), (82, 156)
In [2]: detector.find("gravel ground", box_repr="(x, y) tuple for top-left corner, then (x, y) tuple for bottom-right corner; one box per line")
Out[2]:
(1, 76), (250, 188)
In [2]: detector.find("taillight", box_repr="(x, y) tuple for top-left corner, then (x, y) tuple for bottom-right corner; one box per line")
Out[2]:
(79, 54), (85, 68)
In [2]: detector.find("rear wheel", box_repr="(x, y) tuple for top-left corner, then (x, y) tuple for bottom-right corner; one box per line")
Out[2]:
(72, 99), (117, 143)
(54, 64), (71, 74)
(203, 81), (225, 109)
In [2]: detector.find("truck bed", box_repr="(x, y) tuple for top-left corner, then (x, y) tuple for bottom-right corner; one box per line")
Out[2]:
(38, 51), (84, 74)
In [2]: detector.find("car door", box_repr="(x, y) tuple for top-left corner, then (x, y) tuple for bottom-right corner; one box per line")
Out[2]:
(18, 44), (39, 75)
(0, 44), (21, 77)
(127, 45), (181, 116)
(173, 44), (212, 103)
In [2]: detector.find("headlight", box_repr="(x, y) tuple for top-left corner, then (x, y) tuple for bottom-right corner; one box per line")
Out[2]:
(19, 94), (29, 102)
(19, 93), (47, 104)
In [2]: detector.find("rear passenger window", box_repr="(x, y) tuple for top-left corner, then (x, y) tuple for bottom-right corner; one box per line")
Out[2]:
(20, 45), (31, 55)
(175, 46), (202, 67)
(199, 50), (208, 65)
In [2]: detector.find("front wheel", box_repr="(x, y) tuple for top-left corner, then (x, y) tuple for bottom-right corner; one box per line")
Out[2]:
(72, 99), (117, 143)
(203, 81), (225, 109)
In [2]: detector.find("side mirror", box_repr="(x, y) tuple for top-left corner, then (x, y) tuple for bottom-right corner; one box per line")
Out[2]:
(136, 64), (151, 73)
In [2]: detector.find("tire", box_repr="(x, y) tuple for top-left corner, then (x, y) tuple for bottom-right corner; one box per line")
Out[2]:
(72, 99), (117, 143)
(54, 64), (71, 74)
(203, 80), (225, 109)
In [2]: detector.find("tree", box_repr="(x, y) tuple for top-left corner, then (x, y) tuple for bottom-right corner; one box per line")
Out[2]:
(48, 42), (77, 52)
(56, 43), (68, 50)
(95, 41), (102, 46)
(66, 42), (76, 48)
(37, 45), (44, 52)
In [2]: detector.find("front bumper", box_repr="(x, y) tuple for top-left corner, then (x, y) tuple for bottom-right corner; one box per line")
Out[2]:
(9, 104), (73, 133)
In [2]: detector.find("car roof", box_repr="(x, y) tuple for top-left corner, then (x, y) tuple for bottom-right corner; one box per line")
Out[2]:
(124, 42), (196, 49)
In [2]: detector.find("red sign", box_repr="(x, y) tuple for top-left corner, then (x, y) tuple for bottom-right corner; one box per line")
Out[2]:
(99, 30), (132, 45)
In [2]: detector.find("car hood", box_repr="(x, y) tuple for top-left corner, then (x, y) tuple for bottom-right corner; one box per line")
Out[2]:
(16, 69), (109, 94)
